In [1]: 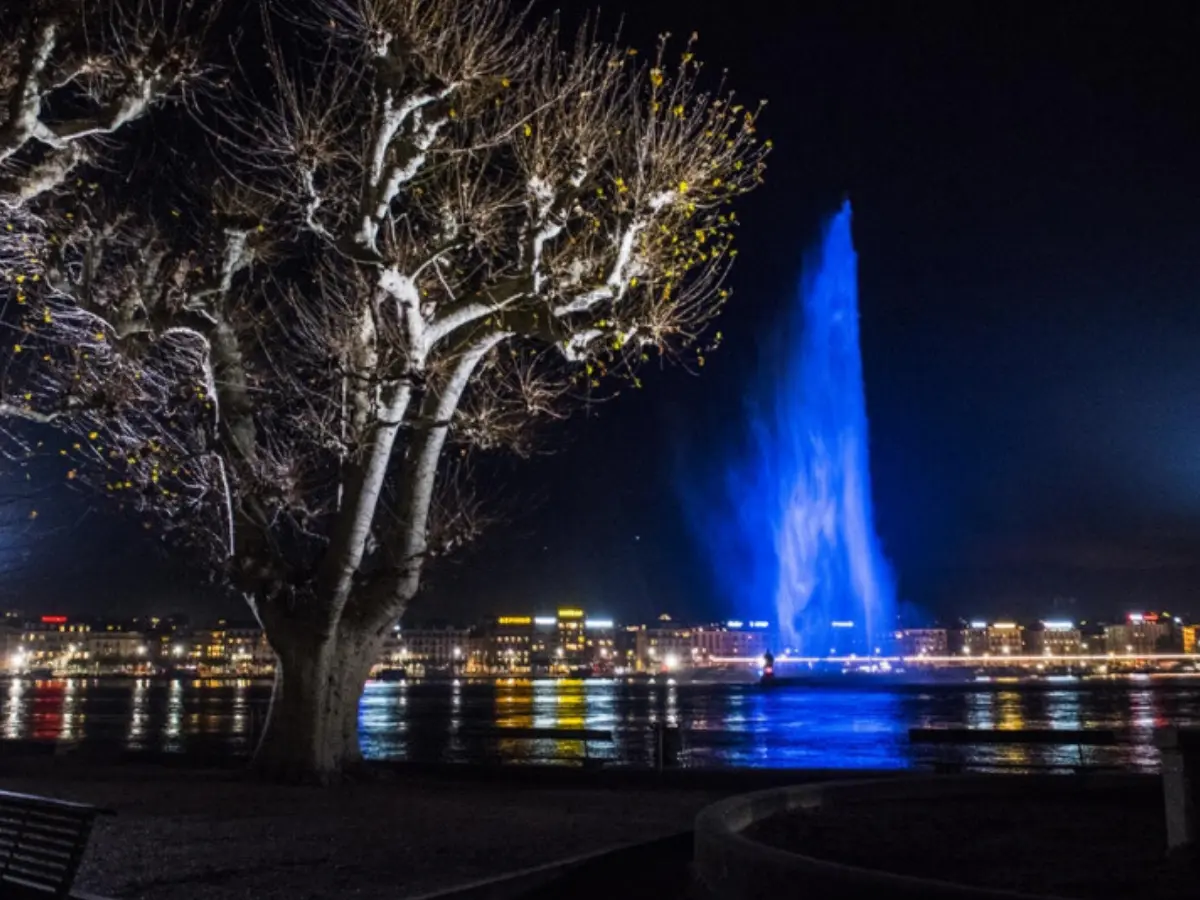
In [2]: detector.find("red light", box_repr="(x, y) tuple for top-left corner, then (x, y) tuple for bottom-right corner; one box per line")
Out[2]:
(40, 615), (67, 624)
(1144, 613), (1160, 623)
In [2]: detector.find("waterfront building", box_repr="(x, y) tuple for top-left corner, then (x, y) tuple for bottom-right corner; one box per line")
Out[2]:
(956, 622), (1023, 657)
(957, 622), (990, 657)
(894, 628), (948, 657)
(1183, 625), (1199, 655)
(1104, 613), (1180, 656)
(389, 627), (470, 673)
(692, 623), (768, 662)
(633, 621), (768, 672)
(583, 617), (617, 673)
(1025, 621), (1083, 656)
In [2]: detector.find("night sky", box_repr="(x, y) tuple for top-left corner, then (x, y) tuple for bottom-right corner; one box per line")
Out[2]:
(5, 1), (1200, 626)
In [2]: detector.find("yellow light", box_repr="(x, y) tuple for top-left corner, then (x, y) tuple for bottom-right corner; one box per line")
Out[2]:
(557, 609), (584, 619)
(497, 616), (532, 625)
(991, 623), (1017, 630)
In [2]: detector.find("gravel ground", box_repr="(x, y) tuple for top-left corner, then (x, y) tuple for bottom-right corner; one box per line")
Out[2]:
(0, 761), (721, 900)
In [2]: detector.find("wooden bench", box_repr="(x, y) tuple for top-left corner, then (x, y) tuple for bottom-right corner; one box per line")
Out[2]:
(908, 727), (1120, 772)
(0, 789), (112, 898)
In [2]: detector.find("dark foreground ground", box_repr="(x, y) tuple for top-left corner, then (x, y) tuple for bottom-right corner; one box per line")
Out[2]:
(0, 758), (728, 900)
(747, 781), (1193, 900)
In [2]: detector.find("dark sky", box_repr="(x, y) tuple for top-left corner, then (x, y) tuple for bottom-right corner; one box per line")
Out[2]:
(6, 1), (1200, 625)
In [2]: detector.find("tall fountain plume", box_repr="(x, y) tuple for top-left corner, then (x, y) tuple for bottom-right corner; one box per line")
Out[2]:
(719, 201), (895, 655)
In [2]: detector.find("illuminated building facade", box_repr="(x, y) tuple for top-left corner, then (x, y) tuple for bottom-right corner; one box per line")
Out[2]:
(1104, 613), (1179, 655)
(1026, 621), (1083, 656)
(894, 628), (948, 657)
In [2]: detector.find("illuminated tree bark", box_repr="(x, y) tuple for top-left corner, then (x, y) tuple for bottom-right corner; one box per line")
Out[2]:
(0, 0), (768, 781)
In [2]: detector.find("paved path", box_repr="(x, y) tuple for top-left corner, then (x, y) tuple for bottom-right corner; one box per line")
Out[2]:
(1, 762), (723, 900)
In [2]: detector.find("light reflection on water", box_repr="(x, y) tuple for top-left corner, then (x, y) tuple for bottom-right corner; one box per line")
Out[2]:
(0, 677), (1197, 771)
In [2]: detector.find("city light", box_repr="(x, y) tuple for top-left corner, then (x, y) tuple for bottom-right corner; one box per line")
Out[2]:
(969, 621), (987, 629)
(534, 617), (556, 626)
(748, 621), (769, 629)
(726, 620), (744, 628)
(557, 609), (584, 619)
(497, 616), (531, 626)
(1043, 620), (1074, 630)
(831, 621), (854, 629)
(40, 615), (67, 624)
(584, 619), (613, 629)
(663, 653), (680, 671)
(992, 622), (1017, 630)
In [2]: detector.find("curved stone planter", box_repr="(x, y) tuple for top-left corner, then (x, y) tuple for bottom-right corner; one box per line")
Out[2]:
(694, 774), (1146, 900)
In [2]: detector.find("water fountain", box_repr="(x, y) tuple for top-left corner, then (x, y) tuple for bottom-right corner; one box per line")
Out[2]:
(720, 201), (895, 656)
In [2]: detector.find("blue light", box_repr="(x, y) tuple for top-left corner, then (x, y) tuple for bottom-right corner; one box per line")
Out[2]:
(749, 620), (770, 629)
(726, 620), (744, 628)
(700, 202), (895, 655)
(584, 619), (613, 629)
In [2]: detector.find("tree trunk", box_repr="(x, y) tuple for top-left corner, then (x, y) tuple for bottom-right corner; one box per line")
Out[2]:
(252, 618), (388, 783)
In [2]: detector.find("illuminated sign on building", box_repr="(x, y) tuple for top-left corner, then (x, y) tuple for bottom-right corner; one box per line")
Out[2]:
(497, 616), (532, 626)
(831, 621), (854, 629)
(969, 621), (987, 629)
(748, 621), (769, 629)
(584, 619), (613, 629)
(1043, 620), (1074, 630)
(534, 617), (556, 626)
(991, 622), (1017, 630)
(40, 615), (67, 624)
(726, 620), (744, 628)
(557, 609), (584, 619)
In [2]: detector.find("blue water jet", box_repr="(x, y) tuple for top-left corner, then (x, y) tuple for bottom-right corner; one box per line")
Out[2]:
(716, 201), (895, 655)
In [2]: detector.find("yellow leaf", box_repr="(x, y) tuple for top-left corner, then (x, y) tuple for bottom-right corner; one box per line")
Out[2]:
(448, 108), (457, 119)
(88, 431), (99, 440)
(678, 181), (688, 193)
(501, 77), (511, 88)
(523, 123), (532, 137)
(12, 344), (21, 353)
(94, 332), (105, 341)
(649, 69), (664, 88)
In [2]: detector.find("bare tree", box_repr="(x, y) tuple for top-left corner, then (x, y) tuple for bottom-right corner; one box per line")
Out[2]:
(1, 0), (768, 780)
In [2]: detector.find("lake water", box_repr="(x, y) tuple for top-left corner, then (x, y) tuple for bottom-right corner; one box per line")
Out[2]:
(3, 676), (1198, 770)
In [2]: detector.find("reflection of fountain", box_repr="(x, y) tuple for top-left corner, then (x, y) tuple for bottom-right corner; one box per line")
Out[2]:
(722, 202), (895, 655)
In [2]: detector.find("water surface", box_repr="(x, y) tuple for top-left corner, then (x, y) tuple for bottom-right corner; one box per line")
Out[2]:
(3, 677), (1194, 770)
